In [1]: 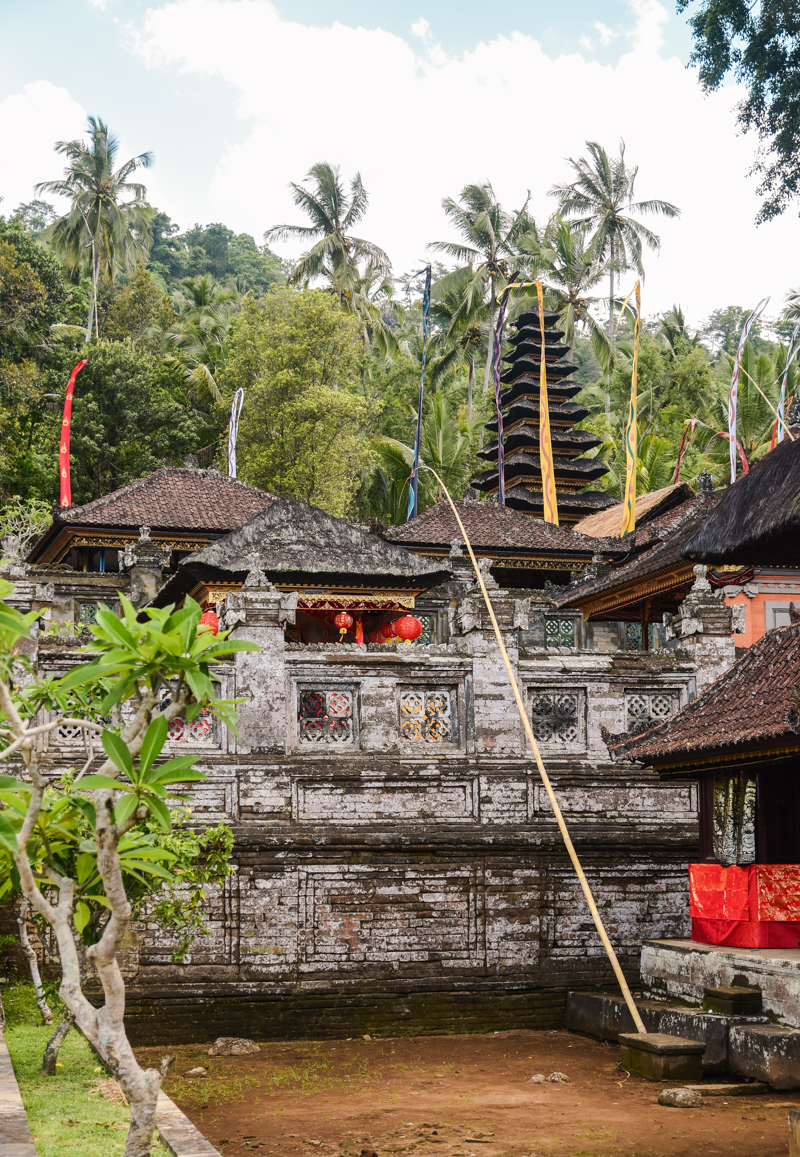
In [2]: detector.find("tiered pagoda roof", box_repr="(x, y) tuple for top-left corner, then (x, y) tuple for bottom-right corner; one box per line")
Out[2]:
(471, 307), (616, 525)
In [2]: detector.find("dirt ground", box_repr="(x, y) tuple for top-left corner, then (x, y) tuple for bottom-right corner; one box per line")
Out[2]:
(138, 1029), (800, 1157)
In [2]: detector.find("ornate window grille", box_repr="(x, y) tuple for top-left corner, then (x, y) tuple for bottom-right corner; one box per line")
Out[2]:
(399, 689), (452, 743)
(625, 623), (661, 651)
(626, 692), (678, 726)
(299, 690), (354, 744)
(530, 692), (579, 744)
(546, 618), (576, 648)
(415, 613), (435, 645)
(78, 601), (114, 627)
(154, 686), (216, 744)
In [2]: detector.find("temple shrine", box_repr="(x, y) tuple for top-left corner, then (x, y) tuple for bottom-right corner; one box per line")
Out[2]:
(470, 306), (616, 524)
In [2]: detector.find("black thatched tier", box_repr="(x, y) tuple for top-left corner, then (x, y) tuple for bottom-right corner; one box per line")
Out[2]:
(503, 342), (571, 363)
(478, 428), (604, 461)
(485, 399), (591, 433)
(500, 359), (578, 383)
(504, 484), (617, 523)
(472, 453), (609, 489)
(507, 325), (565, 345)
(511, 308), (560, 328)
(500, 378), (583, 405)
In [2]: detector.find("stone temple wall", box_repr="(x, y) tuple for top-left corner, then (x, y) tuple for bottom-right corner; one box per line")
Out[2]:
(9, 565), (728, 1044)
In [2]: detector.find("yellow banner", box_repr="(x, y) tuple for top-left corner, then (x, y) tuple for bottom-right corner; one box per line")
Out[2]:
(535, 283), (559, 526)
(620, 281), (641, 537)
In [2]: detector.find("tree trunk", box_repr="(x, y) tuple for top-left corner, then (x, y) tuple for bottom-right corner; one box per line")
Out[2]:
(482, 283), (497, 399)
(606, 249), (614, 415)
(17, 899), (52, 1025)
(41, 1014), (72, 1075)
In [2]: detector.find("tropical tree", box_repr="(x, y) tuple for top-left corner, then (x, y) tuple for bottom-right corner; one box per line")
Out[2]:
(168, 273), (238, 404)
(428, 182), (534, 397)
(369, 393), (483, 523)
(37, 117), (155, 341)
(264, 162), (390, 299)
(332, 259), (401, 357)
(0, 586), (257, 1156)
(549, 141), (680, 334)
(517, 215), (613, 367)
(428, 266), (487, 418)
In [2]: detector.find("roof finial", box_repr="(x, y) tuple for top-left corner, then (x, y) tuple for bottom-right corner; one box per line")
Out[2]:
(696, 468), (713, 493)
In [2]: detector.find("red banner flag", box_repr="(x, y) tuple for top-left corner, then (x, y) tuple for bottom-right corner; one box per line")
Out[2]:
(59, 360), (87, 508)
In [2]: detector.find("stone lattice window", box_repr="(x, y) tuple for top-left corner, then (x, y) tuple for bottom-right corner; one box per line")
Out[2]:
(299, 690), (354, 744)
(626, 692), (677, 725)
(55, 721), (86, 744)
(546, 618), (576, 648)
(78, 601), (114, 627)
(167, 709), (214, 743)
(415, 613), (435, 645)
(625, 623), (661, 651)
(531, 692), (579, 744)
(399, 689), (452, 743)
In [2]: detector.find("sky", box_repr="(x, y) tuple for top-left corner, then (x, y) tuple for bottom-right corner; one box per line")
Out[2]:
(0, 0), (796, 325)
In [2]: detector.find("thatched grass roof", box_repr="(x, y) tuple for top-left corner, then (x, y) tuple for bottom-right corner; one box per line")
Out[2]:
(572, 482), (695, 539)
(682, 436), (800, 566)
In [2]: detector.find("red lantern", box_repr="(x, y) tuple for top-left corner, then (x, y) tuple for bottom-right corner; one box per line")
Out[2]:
(368, 628), (383, 644)
(380, 621), (397, 639)
(199, 610), (219, 635)
(394, 615), (423, 642)
(334, 611), (354, 641)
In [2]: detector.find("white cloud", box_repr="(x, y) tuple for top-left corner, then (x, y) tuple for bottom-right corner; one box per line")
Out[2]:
(411, 17), (432, 43)
(0, 82), (87, 214)
(52, 0), (800, 323)
(87, 0), (110, 9)
(593, 22), (616, 47)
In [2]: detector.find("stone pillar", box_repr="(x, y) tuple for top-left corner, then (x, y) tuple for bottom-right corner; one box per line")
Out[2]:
(222, 562), (297, 753)
(673, 564), (735, 695)
(126, 526), (167, 609)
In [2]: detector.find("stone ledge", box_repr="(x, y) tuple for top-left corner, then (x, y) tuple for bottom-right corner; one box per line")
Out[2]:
(157, 1090), (223, 1157)
(0, 1030), (36, 1157)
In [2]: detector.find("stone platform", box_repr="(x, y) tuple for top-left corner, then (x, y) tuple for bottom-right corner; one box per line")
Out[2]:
(641, 939), (800, 1027)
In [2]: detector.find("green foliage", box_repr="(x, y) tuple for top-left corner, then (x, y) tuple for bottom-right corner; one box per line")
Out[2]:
(151, 817), (234, 962)
(148, 214), (286, 295)
(0, 495), (52, 555)
(103, 265), (176, 347)
(0, 222), (68, 355)
(678, 1), (800, 221)
(224, 289), (369, 515)
(65, 338), (216, 501)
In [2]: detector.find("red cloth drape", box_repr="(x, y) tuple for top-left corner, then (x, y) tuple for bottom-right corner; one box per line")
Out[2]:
(689, 863), (800, 947)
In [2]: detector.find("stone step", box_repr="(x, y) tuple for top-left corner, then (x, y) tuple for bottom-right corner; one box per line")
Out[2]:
(729, 1026), (800, 1091)
(682, 1082), (768, 1096)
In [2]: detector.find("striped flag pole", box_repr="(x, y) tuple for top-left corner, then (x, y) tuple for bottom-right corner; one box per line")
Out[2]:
(407, 265), (431, 521)
(535, 282), (558, 525)
(620, 282), (640, 537)
(777, 323), (800, 444)
(228, 388), (245, 478)
(59, 359), (87, 509)
(729, 298), (769, 482)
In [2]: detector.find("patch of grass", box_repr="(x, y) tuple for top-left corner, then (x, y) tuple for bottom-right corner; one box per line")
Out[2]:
(4, 982), (169, 1157)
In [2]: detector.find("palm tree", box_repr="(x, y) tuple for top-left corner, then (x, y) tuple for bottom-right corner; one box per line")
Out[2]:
(517, 215), (613, 369)
(428, 182), (534, 398)
(265, 162), (390, 300)
(37, 117), (154, 340)
(550, 141), (680, 335)
(428, 266), (488, 418)
(332, 259), (401, 357)
(167, 274), (238, 405)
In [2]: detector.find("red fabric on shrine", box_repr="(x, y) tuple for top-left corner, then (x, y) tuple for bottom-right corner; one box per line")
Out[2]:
(59, 360), (87, 509)
(692, 917), (800, 948)
(689, 863), (750, 920)
(752, 864), (800, 921)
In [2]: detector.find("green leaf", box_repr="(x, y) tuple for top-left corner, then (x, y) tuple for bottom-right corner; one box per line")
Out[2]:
(144, 754), (199, 782)
(94, 609), (139, 652)
(0, 777), (31, 793)
(0, 814), (19, 854)
(78, 775), (128, 791)
(152, 768), (207, 785)
(139, 715), (168, 776)
(101, 730), (134, 779)
(74, 901), (91, 932)
(113, 794), (140, 826)
(58, 656), (130, 692)
(143, 795), (172, 831)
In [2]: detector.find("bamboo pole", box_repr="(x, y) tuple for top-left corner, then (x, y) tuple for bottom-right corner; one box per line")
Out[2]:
(424, 467), (647, 1035)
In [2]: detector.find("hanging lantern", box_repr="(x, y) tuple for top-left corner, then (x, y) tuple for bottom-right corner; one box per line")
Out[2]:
(368, 628), (383, 644)
(380, 621), (398, 639)
(393, 615), (423, 643)
(334, 611), (354, 641)
(199, 610), (219, 635)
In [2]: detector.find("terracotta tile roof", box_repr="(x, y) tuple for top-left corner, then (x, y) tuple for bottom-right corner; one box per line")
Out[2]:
(382, 499), (622, 555)
(554, 494), (717, 610)
(609, 622), (800, 764)
(57, 466), (276, 532)
(572, 482), (696, 538)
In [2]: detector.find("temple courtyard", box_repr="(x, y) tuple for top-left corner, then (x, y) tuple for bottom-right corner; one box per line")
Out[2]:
(137, 1029), (798, 1157)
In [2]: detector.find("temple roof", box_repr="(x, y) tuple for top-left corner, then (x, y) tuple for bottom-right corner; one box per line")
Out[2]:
(682, 436), (800, 566)
(478, 429), (604, 460)
(28, 464), (277, 564)
(572, 482), (697, 538)
(607, 620), (800, 767)
(383, 499), (622, 556)
(154, 497), (451, 605)
(553, 493), (717, 616)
